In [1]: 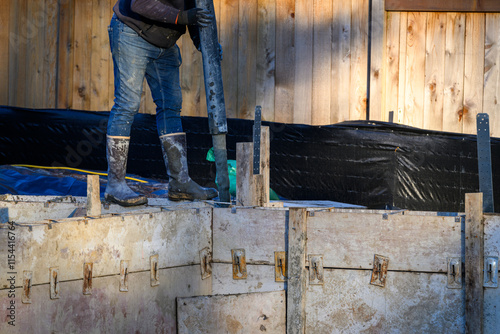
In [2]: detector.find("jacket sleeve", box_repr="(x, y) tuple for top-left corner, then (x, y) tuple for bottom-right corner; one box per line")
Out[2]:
(130, 0), (180, 24)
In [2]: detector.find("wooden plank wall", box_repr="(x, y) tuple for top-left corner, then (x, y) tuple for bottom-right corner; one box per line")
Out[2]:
(1, 0), (500, 136)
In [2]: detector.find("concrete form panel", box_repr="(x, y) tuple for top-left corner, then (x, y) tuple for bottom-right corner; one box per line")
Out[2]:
(306, 269), (465, 333)
(177, 291), (286, 334)
(212, 263), (284, 295)
(213, 208), (287, 264)
(484, 214), (500, 334)
(307, 211), (462, 272)
(0, 266), (212, 333)
(0, 208), (212, 285)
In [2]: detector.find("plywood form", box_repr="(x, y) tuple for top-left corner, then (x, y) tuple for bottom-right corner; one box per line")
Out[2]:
(0, 208), (212, 285)
(0, 266), (211, 333)
(212, 208), (286, 264)
(484, 214), (500, 334)
(307, 211), (462, 272)
(177, 291), (286, 334)
(306, 270), (465, 333)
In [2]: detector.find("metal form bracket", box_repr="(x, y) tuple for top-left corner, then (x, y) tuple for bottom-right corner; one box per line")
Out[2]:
(150, 255), (160, 287)
(120, 260), (129, 292)
(83, 262), (93, 295)
(370, 255), (389, 287)
(22, 271), (33, 304)
(253, 106), (262, 175)
(308, 255), (324, 285)
(484, 256), (498, 288)
(477, 113), (494, 212)
(275, 251), (287, 282)
(232, 249), (247, 280)
(200, 247), (212, 280)
(447, 257), (462, 289)
(50, 267), (60, 299)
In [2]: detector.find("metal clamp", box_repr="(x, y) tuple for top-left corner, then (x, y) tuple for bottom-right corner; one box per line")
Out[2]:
(447, 257), (462, 289)
(484, 256), (498, 288)
(50, 267), (60, 299)
(275, 251), (287, 282)
(83, 262), (93, 295)
(150, 255), (160, 287)
(22, 271), (33, 304)
(120, 260), (129, 292)
(309, 255), (324, 285)
(370, 255), (389, 287)
(232, 249), (247, 280)
(200, 247), (212, 280)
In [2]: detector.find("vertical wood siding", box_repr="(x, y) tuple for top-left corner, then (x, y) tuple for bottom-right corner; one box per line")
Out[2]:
(1, 0), (499, 135)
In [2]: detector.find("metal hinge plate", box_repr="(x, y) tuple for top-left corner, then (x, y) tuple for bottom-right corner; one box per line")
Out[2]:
(83, 262), (93, 295)
(50, 267), (60, 299)
(22, 271), (32, 304)
(150, 255), (160, 287)
(120, 260), (129, 292)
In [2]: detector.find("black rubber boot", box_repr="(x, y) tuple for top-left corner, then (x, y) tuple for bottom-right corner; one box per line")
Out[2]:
(105, 136), (148, 207)
(160, 133), (218, 201)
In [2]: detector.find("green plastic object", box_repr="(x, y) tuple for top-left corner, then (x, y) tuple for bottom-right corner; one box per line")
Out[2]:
(206, 148), (279, 200)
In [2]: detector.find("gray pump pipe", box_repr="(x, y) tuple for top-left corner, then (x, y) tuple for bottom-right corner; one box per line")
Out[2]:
(195, 0), (230, 203)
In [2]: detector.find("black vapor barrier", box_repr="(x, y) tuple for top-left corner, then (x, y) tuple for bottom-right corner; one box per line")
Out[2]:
(0, 106), (498, 212)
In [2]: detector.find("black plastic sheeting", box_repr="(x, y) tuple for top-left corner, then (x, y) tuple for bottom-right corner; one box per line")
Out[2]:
(0, 106), (499, 212)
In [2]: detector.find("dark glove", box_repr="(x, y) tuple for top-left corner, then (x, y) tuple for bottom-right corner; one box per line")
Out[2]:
(177, 8), (213, 27)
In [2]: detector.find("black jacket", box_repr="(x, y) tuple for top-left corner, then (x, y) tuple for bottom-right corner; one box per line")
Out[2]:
(114, 0), (199, 49)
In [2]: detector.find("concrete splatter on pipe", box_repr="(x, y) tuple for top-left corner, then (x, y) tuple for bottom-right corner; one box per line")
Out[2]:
(196, 0), (230, 203)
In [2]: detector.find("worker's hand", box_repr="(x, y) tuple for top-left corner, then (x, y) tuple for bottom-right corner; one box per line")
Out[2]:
(177, 8), (213, 28)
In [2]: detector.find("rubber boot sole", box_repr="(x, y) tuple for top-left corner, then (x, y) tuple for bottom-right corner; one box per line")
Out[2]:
(105, 193), (148, 207)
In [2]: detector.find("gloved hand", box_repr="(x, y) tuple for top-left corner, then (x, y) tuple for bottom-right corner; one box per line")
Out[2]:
(177, 8), (213, 27)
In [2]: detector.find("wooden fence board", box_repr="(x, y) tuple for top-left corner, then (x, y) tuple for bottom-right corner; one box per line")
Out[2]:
(369, 0), (385, 122)
(219, 0), (239, 119)
(404, 12), (426, 128)
(44, 0), (58, 109)
(237, 0), (258, 119)
(180, 35), (205, 117)
(256, 0), (276, 122)
(331, 0), (352, 124)
(397, 12), (408, 124)
(463, 13), (486, 134)
(90, 0), (112, 111)
(8, 0), (28, 107)
(350, 0), (369, 121)
(293, 0), (313, 125)
(274, 0), (295, 123)
(0, 0), (11, 105)
(312, 0), (332, 125)
(423, 13), (446, 131)
(25, 0), (45, 109)
(57, 0), (75, 109)
(307, 212), (462, 272)
(73, 1), (93, 110)
(443, 13), (466, 133)
(306, 270), (465, 333)
(484, 14), (500, 137)
(384, 11), (400, 121)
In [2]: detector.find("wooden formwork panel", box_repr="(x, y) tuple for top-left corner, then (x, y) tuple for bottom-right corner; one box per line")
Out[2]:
(307, 211), (462, 272)
(212, 208), (287, 264)
(0, 266), (211, 333)
(177, 291), (286, 334)
(212, 263), (284, 295)
(306, 270), (465, 333)
(0, 208), (212, 285)
(484, 214), (500, 334)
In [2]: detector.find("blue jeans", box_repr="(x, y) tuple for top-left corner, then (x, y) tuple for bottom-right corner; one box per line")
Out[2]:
(107, 15), (183, 137)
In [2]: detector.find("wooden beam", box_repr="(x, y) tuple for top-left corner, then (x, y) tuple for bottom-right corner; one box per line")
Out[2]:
(287, 207), (307, 334)
(386, 0), (500, 12)
(86, 175), (101, 217)
(465, 193), (484, 334)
